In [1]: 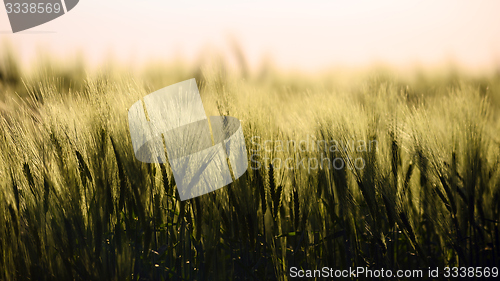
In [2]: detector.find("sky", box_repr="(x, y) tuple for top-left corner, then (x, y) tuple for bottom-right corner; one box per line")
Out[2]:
(1, 0), (499, 72)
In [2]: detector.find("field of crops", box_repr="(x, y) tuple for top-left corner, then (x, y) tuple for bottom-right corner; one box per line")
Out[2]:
(1, 47), (500, 280)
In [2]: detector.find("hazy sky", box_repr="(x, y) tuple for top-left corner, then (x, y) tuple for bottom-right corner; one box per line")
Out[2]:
(1, 0), (499, 71)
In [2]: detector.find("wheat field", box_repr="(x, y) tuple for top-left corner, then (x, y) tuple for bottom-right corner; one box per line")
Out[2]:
(1, 45), (500, 280)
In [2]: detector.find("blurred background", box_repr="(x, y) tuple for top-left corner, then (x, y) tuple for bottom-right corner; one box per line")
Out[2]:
(1, 0), (500, 73)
